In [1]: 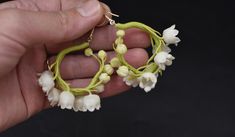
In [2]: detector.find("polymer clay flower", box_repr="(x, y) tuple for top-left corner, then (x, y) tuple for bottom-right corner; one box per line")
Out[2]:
(163, 25), (180, 45)
(83, 94), (101, 112)
(116, 66), (129, 77)
(58, 91), (75, 109)
(154, 51), (175, 70)
(104, 64), (114, 75)
(74, 94), (101, 112)
(73, 96), (86, 112)
(47, 88), (61, 106)
(123, 76), (139, 87)
(138, 73), (157, 92)
(38, 70), (55, 95)
(95, 84), (105, 93)
(99, 73), (111, 84)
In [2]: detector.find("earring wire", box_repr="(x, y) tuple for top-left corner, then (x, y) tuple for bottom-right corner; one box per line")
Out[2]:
(105, 12), (119, 25)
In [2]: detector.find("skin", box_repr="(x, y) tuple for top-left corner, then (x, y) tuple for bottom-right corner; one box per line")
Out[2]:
(0, 0), (150, 132)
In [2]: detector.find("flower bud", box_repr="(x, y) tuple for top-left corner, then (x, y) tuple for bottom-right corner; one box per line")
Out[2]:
(84, 48), (93, 56)
(115, 38), (124, 45)
(95, 84), (105, 93)
(99, 73), (111, 84)
(116, 66), (129, 77)
(116, 30), (125, 37)
(104, 64), (114, 75)
(110, 57), (121, 68)
(58, 91), (75, 109)
(98, 50), (107, 59)
(116, 44), (127, 54)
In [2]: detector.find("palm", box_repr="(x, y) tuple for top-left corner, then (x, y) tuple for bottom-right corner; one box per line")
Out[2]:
(0, 0), (65, 129)
(0, 44), (48, 128)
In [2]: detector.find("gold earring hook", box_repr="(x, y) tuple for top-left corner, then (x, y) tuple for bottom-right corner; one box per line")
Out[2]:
(87, 12), (119, 43)
(87, 28), (95, 43)
(105, 12), (119, 25)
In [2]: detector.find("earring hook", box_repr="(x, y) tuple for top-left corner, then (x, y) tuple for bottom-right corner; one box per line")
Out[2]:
(105, 12), (119, 25)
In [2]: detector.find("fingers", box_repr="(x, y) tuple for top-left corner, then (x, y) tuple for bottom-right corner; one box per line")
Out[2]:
(50, 48), (149, 79)
(99, 75), (130, 98)
(0, 0), (104, 49)
(90, 26), (151, 50)
(47, 25), (151, 54)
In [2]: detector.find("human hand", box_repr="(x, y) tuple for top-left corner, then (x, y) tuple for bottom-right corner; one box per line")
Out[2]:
(0, 0), (150, 131)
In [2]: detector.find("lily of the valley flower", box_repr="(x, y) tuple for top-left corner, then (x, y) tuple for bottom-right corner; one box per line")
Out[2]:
(98, 50), (107, 59)
(110, 57), (121, 68)
(116, 44), (127, 54)
(73, 94), (101, 112)
(73, 96), (86, 112)
(104, 64), (114, 75)
(58, 91), (75, 109)
(95, 84), (105, 93)
(116, 30), (125, 37)
(99, 73), (111, 84)
(138, 73), (157, 92)
(84, 48), (93, 56)
(47, 88), (61, 106)
(154, 51), (175, 70)
(163, 25), (180, 45)
(116, 66), (129, 77)
(38, 70), (55, 95)
(123, 75), (139, 87)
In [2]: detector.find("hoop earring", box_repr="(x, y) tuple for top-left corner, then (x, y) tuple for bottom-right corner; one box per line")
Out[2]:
(38, 11), (181, 112)
(38, 30), (114, 112)
(108, 16), (180, 92)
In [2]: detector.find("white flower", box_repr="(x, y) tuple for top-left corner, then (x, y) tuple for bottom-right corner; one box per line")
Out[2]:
(95, 84), (105, 93)
(73, 94), (101, 112)
(123, 76), (139, 87)
(73, 96), (87, 112)
(58, 91), (75, 109)
(154, 51), (175, 70)
(116, 66), (129, 77)
(162, 45), (171, 53)
(38, 70), (55, 95)
(163, 25), (180, 45)
(47, 88), (61, 106)
(138, 73), (157, 92)
(99, 73), (111, 84)
(83, 94), (101, 112)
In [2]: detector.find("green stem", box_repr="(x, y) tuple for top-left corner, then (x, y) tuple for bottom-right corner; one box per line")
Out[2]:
(54, 43), (89, 91)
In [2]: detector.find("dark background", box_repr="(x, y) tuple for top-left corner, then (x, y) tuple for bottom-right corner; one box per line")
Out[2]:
(1, 0), (235, 137)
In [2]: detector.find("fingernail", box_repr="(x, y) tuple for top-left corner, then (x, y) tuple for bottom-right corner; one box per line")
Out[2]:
(77, 0), (101, 17)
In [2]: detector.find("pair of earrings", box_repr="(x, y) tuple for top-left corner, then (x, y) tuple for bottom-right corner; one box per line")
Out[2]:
(38, 12), (180, 112)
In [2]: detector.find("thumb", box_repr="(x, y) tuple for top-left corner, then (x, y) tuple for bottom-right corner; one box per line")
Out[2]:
(0, 0), (104, 49)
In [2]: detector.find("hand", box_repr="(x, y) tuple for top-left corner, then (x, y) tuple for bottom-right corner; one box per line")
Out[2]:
(0, 0), (150, 131)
